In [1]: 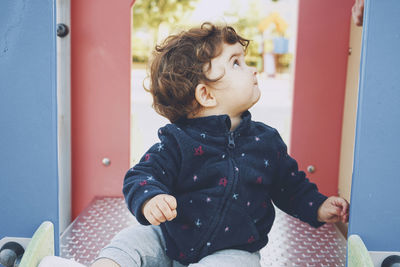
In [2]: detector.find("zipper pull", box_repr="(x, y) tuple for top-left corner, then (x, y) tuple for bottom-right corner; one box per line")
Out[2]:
(228, 132), (235, 149)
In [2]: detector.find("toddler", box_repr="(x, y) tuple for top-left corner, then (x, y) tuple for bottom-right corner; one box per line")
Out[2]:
(43, 22), (349, 267)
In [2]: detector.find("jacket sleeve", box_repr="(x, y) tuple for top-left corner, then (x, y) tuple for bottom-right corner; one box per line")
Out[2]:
(270, 129), (327, 228)
(123, 126), (181, 225)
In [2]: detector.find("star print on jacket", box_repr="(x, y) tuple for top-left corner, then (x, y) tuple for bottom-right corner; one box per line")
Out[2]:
(219, 177), (228, 187)
(195, 219), (202, 227)
(157, 143), (164, 152)
(194, 145), (204, 156)
(264, 159), (269, 167)
(123, 110), (328, 265)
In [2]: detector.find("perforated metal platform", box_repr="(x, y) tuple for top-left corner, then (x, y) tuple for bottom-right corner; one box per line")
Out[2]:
(60, 197), (347, 266)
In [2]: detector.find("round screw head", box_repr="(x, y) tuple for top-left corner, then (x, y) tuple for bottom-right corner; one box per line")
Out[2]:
(307, 165), (315, 173)
(102, 158), (111, 166)
(57, 23), (69, 37)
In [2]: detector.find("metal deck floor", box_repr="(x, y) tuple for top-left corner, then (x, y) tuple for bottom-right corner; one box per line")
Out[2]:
(60, 197), (347, 266)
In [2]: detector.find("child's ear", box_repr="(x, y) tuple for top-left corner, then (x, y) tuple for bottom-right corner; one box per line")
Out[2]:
(195, 83), (217, 108)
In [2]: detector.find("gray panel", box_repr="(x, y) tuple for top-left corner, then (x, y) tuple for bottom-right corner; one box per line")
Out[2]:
(56, 0), (72, 235)
(61, 197), (346, 266)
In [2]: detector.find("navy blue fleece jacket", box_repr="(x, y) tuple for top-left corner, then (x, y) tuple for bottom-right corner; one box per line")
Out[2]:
(123, 111), (328, 264)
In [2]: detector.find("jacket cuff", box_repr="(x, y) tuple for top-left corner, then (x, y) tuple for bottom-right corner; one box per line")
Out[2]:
(309, 192), (328, 228)
(297, 192), (328, 228)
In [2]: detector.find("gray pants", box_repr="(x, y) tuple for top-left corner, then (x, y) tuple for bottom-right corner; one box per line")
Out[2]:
(96, 225), (261, 267)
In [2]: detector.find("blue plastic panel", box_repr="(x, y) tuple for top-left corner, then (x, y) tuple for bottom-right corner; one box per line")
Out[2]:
(0, 0), (59, 255)
(348, 0), (400, 252)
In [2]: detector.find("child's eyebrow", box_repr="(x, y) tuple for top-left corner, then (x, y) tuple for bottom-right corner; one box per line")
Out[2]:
(228, 51), (244, 62)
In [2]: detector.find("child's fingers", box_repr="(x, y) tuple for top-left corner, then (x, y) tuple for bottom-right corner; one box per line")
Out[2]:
(157, 200), (175, 221)
(164, 195), (177, 210)
(150, 206), (167, 223)
(148, 214), (161, 226)
(334, 197), (347, 207)
(143, 209), (161, 225)
(142, 195), (177, 225)
(329, 209), (340, 218)
(171, 209), (177, 219)
(328, 205), (342, 216)
(334, 197), (349, 216)
(329, 197), (346, 209)
(343, 201), (350, 216)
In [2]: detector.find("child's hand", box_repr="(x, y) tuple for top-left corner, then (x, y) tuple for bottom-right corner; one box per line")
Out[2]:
(317, 196), (349, 223)
(142, 194), (177, 225)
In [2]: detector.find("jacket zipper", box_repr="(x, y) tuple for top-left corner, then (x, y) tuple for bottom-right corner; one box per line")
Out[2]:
(228, 131), (235, 149)
(196, 131), (239, 253)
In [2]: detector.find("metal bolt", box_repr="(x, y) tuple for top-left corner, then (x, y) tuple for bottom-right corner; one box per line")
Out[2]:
(307, 165), (315, 173)
(102, 158), (111, 166)
(57, 23), (69, 38)
(0, 249), (16, 267)
(0, 242), (24, 267)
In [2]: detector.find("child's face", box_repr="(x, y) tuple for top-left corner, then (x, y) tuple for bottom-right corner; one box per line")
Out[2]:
(206, 42), (260, 117)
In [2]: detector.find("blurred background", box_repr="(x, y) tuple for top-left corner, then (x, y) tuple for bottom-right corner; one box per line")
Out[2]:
(130, 0), (299, 165)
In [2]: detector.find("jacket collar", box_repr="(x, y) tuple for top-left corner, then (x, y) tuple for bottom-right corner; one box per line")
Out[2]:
(178, 110), (252, 134)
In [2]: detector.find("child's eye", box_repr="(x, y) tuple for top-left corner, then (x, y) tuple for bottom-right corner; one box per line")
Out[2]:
(233, 59), (240, 67)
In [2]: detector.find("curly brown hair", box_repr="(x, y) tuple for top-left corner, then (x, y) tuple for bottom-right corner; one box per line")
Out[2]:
(146, 22), (250, 123)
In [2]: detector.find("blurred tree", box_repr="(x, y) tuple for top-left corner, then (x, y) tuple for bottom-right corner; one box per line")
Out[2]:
(132, 0), (199, 62)
(133, 0), (198, 32)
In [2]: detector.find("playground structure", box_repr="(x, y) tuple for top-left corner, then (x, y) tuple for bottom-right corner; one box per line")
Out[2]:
(1, 0), (400, 266)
